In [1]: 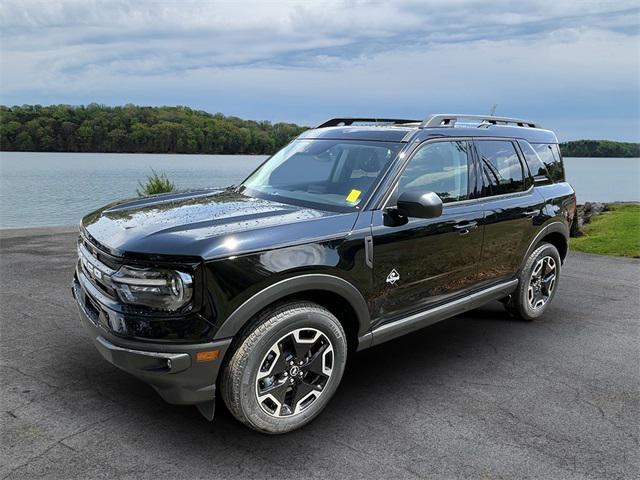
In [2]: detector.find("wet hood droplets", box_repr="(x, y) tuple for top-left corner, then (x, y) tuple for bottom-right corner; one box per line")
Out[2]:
(81, 188), (356, 259)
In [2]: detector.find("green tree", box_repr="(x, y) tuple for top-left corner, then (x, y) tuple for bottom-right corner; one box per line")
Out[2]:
(0, 104), (308, 154)
(560, 140), (640, 158)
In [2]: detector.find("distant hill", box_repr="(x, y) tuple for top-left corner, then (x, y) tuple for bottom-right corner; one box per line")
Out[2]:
(0, 104), (307, 154)
(1, 105), (638, 157)
(560, 140), (639, 158)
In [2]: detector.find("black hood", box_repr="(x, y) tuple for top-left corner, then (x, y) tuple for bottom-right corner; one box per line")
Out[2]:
(81, 189), (358, 260)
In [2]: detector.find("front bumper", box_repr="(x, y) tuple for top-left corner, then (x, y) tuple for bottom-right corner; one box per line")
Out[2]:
(72, 279), (232, 409)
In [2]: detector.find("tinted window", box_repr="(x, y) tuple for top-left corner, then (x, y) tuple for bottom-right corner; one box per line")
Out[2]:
(518, 140), (550, 179)
(398, 141), (469, 203)
(242, 139), (401, 210)
(531, 143), (565, 182)
(477, 140), (525, 195)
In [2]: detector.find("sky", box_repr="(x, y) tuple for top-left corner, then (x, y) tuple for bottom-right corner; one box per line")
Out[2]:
(1, 0), (639, 141)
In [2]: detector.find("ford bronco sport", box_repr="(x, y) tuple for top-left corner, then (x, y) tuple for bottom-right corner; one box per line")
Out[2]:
(73, 114), (576, 434)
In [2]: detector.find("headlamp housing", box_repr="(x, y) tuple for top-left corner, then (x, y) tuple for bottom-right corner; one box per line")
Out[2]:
(111, 266), (193, 312)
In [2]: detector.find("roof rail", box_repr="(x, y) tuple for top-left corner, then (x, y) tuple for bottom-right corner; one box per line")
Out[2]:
(316, 117), (421, 128)
(420, 114), (541, 129)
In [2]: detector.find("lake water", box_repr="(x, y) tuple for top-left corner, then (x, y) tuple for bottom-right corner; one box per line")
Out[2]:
(0, 153), (266, 229)
(0, 152), (638, 229)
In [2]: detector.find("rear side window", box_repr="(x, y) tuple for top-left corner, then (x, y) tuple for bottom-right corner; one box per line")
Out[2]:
(518, 140), (550, 179)
(476, 140), (525, 195)
(531, 143), (565, 182)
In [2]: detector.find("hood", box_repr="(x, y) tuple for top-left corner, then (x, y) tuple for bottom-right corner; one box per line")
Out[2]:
(81, 189), (358, 260)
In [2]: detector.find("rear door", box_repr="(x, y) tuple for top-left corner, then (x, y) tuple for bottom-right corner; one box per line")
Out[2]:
(474, 138), (546, 286)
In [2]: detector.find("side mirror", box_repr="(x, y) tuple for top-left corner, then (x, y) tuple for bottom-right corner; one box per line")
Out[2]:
(396, 190), (443, 219)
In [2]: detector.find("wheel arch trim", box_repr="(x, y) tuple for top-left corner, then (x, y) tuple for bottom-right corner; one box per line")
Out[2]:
(521, 221), (569, 270)
(213, 274), (371, 340)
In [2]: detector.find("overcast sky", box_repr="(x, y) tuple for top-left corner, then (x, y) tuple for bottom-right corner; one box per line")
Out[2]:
(1, 0), (639, 141)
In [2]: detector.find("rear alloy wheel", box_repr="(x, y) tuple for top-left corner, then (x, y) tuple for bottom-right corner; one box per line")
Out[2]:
(505, 242), (561, 321)
(221, 302), (347, 434)
(526, 256), (557, 310)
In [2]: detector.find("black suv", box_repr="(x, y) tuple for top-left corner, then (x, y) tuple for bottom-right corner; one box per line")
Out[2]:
(73, 114), (576, 433)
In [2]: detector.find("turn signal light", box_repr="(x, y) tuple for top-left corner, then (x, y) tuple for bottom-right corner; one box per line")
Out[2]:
(196, 350), (220, 362)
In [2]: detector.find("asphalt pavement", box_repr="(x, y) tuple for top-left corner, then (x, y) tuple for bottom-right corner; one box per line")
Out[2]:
(1, 227), (638, 479)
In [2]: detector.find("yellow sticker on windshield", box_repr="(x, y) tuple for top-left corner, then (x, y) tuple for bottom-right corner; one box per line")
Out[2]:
(346, 189), (362, 203)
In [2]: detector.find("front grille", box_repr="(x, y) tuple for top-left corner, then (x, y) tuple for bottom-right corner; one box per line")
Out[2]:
(78, 234), (122, 270)
(77, 236), (121, 299)
(83, 289), (101, 323)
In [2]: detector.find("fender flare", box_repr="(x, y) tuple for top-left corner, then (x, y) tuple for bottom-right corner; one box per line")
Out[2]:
(520, 221), (569, 270)
(212, 274), (371, 340)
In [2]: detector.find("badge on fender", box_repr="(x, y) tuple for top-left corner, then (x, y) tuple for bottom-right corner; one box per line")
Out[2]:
(386, 269), (400, 285)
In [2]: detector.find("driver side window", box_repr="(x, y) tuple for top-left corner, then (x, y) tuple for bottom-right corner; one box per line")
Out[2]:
(398, 141), (470, 203)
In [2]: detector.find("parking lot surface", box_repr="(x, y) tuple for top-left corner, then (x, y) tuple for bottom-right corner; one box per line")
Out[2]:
(1, 228), (638, 479)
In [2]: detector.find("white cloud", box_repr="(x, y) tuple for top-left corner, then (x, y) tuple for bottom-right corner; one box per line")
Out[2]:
(1, 0), (638, 139)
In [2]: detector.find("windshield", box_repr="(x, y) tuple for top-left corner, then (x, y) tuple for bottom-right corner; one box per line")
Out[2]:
(241, 139), (401, 211)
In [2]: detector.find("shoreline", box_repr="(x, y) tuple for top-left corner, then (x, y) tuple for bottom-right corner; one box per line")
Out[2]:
(0, 225), (78, 239)
(1, 151), (639, 159)
(0, 151), (268, 156)
(2, 200), (638, 236)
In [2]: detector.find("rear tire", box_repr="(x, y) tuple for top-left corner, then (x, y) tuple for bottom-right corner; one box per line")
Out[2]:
(505, 242), (561, 321)
(220, 301), (347, 434)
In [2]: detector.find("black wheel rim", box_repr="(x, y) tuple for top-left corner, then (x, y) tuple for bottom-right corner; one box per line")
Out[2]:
(527, 255), (557, 310)
(255, 328), (334, 418)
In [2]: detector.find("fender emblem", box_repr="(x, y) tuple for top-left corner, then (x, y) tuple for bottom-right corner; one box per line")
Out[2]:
(386, 269), (400, 285)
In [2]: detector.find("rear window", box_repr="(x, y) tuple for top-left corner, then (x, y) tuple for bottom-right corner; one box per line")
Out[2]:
(531, 143), (565, 182)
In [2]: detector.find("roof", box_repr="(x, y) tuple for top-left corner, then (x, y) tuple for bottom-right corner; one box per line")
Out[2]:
(298, 126), (414, 143)
(298, 114), (559, 144)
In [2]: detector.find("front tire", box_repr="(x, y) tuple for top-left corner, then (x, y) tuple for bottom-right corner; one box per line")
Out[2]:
(220, 302), (347, 434)
(505, 242), (561, 321)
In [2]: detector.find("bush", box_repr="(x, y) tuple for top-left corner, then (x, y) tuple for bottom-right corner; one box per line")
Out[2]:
(137, 169), (175, 196)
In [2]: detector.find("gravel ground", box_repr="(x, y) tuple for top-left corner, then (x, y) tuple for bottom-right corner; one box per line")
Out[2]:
(1, 228), (638, 480)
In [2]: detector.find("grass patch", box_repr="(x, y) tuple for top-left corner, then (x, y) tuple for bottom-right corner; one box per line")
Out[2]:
(570, 204), (640, 258)
(137, 169), (175, 196)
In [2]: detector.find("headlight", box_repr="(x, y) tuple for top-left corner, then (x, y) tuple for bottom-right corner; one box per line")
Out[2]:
(111, 266), (193, 312)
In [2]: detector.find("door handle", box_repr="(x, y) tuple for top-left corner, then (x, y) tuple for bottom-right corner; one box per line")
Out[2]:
(523, 210), (539, 218)
(453, 221), (478, 235)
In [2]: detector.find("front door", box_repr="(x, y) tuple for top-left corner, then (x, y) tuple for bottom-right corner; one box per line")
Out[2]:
(369, 139), (484, 327)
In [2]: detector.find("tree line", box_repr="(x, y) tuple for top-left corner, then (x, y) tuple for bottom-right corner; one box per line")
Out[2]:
(559, 140), (639, 158)
(0, 104), (307, 154)
(1, 104), (637, 158)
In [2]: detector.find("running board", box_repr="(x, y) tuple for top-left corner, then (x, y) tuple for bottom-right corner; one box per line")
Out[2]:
(359, 279), (518, 349)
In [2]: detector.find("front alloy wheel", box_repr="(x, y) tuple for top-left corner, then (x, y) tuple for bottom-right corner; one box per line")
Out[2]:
(221, 302), (347, 434)
(256, 328), (333, 417)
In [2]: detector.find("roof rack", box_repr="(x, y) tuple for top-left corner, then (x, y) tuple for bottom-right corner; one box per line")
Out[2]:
(316, 118), (421, 129)
(420, 114), (541, 129)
